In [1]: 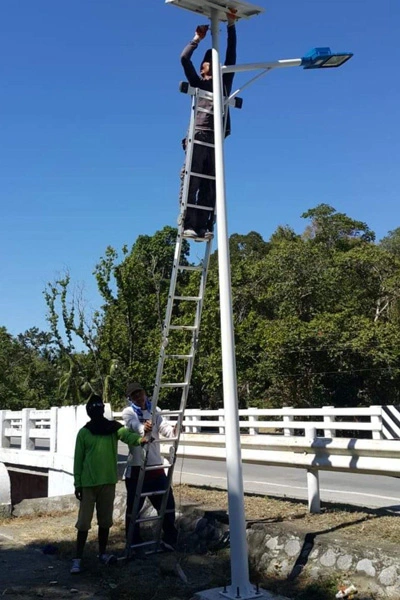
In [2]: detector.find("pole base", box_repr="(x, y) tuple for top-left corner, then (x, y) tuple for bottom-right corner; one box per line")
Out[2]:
(193, 586), (288, 600)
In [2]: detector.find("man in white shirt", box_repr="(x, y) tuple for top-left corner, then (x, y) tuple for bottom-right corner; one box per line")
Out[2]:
(122, 382), (178, 549)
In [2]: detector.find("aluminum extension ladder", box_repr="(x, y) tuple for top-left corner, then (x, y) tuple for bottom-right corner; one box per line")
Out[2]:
(125, 84), (242, 559)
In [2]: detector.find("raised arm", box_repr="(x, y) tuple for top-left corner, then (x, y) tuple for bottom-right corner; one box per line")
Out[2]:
(181, 25), (208, 88)
(223, 11), (237, 96)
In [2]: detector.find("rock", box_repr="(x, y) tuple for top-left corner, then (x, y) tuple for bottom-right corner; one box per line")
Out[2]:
(337, 554), (353, 571)
(284, 539), (301, 558)
(320, 549), (337, 567)
(379, 566), (398, 587)
(356, 558), (376, 577)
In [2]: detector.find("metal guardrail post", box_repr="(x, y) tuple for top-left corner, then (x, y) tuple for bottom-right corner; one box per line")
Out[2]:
(306, 427), (320, 513)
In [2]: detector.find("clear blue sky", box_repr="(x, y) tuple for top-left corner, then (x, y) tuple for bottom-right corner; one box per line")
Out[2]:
(1, 0), (399, 337)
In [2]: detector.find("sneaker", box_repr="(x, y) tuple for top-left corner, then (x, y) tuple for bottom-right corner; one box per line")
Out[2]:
(204, 230), (214, 240)
(70, 558), (82, 574)
(99, 553), (117, 566)
(183, 228), (198, 238)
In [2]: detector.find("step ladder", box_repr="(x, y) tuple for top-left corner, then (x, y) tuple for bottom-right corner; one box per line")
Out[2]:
(125, 83), (243, 559)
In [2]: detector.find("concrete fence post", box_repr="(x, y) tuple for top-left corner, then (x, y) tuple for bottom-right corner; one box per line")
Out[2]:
(370, 405), (384, 440)
(218, 409), (225, 434)
(282, 406), (293, 436)
(248, 412), (259, 436)
(0, 411), (10, 449)
(21, 408), (35, 451)
(306, 427), (320, 513)
(323, 405), (336, 438)
(49, 407), (58, 453)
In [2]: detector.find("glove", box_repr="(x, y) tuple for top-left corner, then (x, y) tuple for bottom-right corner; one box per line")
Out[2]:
(227, 9), (237, 26)
(74, 487), (82, 501)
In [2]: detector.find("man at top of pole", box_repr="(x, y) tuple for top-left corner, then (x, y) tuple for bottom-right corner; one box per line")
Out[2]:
(180, 9), (237, 240)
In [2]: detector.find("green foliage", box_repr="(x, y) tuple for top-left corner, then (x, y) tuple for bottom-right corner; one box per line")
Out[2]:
(0, 327), (59, 410)
(2, 205), (400, 411)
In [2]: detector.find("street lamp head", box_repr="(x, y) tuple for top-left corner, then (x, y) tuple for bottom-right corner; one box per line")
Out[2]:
(301, 47), (353, 69)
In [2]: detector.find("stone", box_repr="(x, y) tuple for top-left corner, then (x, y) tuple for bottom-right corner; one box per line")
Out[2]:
(379, 566), (398, 587)
(356, 558), (376, 577)
(284, 539), (301, 558)
(266, 537), (279, 550)
(337, 554), (353, 571)
(320, 549), (337, 567)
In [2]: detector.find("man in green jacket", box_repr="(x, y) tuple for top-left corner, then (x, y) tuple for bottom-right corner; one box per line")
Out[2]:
(71, 395), (146, 574)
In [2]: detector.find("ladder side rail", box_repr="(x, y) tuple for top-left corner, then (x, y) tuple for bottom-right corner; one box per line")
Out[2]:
(153, 239), (214, 540)
(125, 446), (150, 556)
(125, 88), (216, 557)
(150, 90), (200, 416)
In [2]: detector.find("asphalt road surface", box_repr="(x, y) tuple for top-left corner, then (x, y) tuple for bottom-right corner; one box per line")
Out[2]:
(117, 445), (400, 511)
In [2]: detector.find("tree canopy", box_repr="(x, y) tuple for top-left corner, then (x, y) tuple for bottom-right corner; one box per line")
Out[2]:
(2, 205), (400, 411)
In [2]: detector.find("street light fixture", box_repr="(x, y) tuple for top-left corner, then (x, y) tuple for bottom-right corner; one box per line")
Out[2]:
(302, 47), (353, 69)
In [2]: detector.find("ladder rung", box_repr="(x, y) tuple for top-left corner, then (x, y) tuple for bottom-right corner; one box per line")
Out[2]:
(169, 325), (197, 331)
(160, 382), (188, 388)
(186, 203), (214, 211)
(165, 354), (193, 359)
(189, 171), (216, 181)
(140, 490), (166, 498)
(193, 139), (215, 148)
(136, 515), (163, 524)
(145, 464), (171, 471)
(173, 296), (201, 302)
(130, 540), (157, 549)
(178, 265), (203, 271)
(197, 107), (213, 115)
(150, 436), (179, 443)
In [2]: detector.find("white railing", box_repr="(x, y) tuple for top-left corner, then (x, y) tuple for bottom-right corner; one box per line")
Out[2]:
(0, 408), (58, 452)
(0, 405), (399, 511)
(114, 405), (385, 439)
(0, 405), (388, 453)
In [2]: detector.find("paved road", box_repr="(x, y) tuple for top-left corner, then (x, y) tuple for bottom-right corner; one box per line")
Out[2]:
(117, 445), (400, 511)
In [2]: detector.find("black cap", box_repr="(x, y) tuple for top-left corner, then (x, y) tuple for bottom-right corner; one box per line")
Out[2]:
(126, 382), (144, 397)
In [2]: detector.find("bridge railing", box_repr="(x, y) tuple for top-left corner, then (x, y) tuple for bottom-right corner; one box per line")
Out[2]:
(114, 405), (385, 439)
(0, 408), (58, 452)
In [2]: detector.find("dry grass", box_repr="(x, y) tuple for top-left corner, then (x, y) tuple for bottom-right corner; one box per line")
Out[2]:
(1, 484), (398, 600)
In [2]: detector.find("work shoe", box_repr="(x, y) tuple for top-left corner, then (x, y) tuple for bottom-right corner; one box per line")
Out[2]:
(183, 228), (198, 238)
(99, 553), (117, 566)
(70, 558), (82, 574)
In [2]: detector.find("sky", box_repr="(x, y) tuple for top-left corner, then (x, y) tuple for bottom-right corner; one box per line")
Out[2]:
(1, 0), (399, 337)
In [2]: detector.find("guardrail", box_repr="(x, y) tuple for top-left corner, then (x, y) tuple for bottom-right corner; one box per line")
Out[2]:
(161, 430), (400, 512)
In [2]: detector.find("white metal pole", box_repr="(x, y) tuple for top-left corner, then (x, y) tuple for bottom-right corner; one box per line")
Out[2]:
(210, 9), (256, 599)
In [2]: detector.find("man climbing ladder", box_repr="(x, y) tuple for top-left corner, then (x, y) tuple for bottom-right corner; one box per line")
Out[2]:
(180, 9), (237, 239)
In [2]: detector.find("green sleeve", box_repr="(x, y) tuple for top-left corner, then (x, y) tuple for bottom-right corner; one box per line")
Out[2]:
(73, 430), (85, 488)
(117, 426), (142, 446)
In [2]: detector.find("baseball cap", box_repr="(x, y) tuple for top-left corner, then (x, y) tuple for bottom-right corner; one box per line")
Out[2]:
(126, 382), (144, 397)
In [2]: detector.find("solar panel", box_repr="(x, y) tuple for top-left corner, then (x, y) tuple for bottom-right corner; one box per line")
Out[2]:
(166, 0), (264, 21)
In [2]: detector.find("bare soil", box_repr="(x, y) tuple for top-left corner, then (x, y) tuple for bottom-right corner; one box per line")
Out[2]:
(1, 484), (398, 600)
